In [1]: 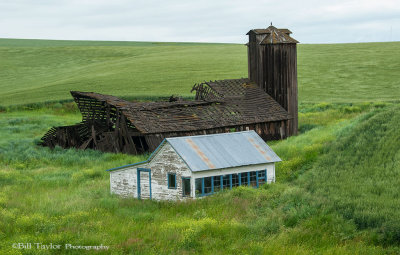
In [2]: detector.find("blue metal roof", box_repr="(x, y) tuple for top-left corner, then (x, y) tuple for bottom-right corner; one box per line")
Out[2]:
(106, 131), (281, 172)
(166, 130), (281, 172)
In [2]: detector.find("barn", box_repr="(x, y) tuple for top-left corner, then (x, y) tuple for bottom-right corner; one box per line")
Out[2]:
(40, 24), (299, 155)
(107, 130), (281, 200)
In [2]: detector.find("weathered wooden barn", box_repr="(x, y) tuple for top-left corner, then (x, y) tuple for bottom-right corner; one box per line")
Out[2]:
(108, 131), (281, 200)
(41, 25), (298, 154)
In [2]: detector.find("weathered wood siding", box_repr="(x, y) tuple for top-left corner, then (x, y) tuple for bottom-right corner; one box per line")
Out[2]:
(144, 120), (288, 152)
(261, 44), (298, 135)
(247, 32), (298, 135)
(110, 164), (140, 197)
(110, 143), (193, 200)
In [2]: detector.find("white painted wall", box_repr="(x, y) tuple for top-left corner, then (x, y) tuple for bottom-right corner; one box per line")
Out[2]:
(110, 143), (192, 200)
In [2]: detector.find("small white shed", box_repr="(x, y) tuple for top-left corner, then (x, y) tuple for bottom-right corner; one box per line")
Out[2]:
(107, 131), (281, 201)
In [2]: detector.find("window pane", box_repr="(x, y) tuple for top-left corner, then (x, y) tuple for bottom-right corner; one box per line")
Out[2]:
(223, 175), (230, 189)
(195, 178), (202, 197)
(241, 172), (248, 186)
(232, 173), (239, 187)
(183, 178), (191, 196)
(250, 171), (257, 187)
(258, 171), (266, 186)
(214, 176), (221, 192)
(204, 177), (212, 194)
(168, 173), (176, 189)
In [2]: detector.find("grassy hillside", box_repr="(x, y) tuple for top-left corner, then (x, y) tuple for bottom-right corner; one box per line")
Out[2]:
(0, 39), (246, 106)
(0, 39), (400, 106)
(1, 102), (399, 254)
(1, 38), (400, 254)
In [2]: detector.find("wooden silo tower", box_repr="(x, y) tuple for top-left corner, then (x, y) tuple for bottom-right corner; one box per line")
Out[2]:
(247, 25), (299, 135)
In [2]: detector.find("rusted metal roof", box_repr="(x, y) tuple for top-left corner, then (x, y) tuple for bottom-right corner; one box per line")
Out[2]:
(166, 130), (281, 172)
(71, 78), (290, 134)
(247, 25), (298, 44)
(106, 130), (281, 172)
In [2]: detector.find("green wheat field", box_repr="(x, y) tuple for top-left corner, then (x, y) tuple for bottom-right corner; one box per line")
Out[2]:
(0, 38), (400, 254)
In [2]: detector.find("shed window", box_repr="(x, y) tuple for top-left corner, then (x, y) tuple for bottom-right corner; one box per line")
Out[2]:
(204, 177), (212, 194)
(223, 175), (230, 189)
(214, 176), (222, 192)
(232, 174), (239, 187)
(241, 172), (249, 186)
(250, 171), (257, 187)
(168, 173), (176, 189)
(195, 178), (202, 196)
(258, 170), (267, 186)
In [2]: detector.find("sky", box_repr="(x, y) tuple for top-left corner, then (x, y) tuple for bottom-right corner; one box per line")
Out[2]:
(1, 0), (399, 44)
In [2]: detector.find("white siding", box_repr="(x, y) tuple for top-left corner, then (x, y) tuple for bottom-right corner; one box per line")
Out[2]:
(109, 143), (192, 200)
(110, 163), (146, 198)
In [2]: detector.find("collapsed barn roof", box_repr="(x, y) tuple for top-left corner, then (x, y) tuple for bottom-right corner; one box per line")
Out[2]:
(71, 78), (290, 135)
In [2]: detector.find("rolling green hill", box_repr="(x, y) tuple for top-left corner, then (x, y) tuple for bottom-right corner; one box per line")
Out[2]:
(0, 38), (399, 106)
(0, 38), (400, 254)
(0, 103), (399, 254)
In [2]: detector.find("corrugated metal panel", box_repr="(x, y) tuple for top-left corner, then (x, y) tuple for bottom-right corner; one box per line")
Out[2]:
(166, 131), (281, 172)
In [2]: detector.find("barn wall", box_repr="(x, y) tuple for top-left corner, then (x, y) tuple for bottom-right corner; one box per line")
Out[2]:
(109, 143), (193, 200)
(144, 121), (288, 152)
(261, 44), (298, 135)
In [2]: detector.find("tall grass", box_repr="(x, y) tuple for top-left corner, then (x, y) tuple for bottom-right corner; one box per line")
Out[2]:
(299, 105), (400, 245)
(1, 103), (399, 254)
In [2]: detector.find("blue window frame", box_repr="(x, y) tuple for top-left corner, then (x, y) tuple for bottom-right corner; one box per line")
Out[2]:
(258, 170), (267, 186)
(240, 172), (248, 186)
(194, 169), (269, 197)
(214, 175), (222, 192)
(223, 175), (230, 189)
(232, 174), (239, 187)
(250, 171), (257, 187)
(204, 177), (213, 194)
(168, 173), (176, 189)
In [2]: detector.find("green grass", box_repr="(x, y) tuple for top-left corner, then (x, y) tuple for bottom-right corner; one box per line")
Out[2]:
(1, 38), (400, 254)
(1, 102), (399, 254)
(298, 42), (400, 103)
(0, 39), (399, 106)
(0, 39), (245, 106)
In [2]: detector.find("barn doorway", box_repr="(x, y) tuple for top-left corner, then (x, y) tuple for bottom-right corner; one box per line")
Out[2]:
(137, 168), (152, 199)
